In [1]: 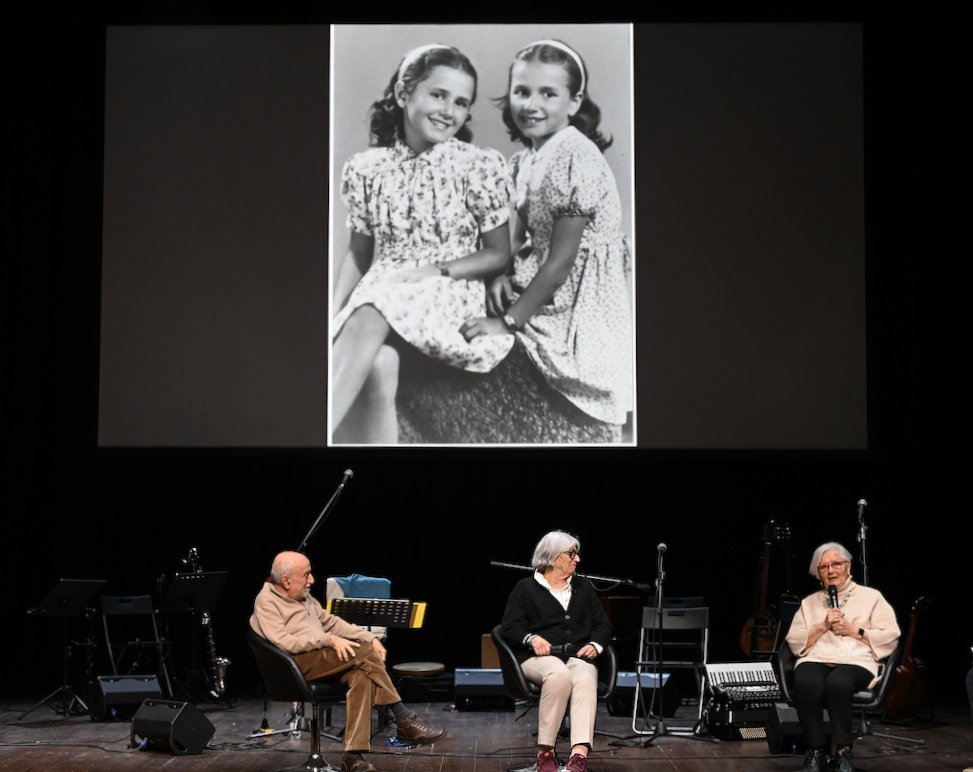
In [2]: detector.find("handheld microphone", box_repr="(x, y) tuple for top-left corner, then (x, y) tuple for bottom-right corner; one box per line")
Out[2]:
(828, 585), (839, 609)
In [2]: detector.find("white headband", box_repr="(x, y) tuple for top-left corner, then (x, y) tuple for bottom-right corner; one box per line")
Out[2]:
(398, 44), (451, 82)
(524, 39), (586, 94)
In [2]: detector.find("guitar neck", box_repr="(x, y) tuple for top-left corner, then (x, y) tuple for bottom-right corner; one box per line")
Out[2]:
(755, 541), (771, 615)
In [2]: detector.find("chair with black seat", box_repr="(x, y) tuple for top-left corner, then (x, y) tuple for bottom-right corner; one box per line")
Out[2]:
(101, 594), (173, 695)
(662, 596), (704, 609)
(246, 627), (347, 772)
(773, 635), (922, 747)
(490, 625), (618, 740)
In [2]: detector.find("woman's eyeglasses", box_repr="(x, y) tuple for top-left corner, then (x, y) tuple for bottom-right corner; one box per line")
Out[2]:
(817, 560), (848, 573)
(560, 549), (580, 560)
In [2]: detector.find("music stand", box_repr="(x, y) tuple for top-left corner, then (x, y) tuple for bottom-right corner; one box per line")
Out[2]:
(162, 571), (228, 701)
(19, 578), (107, 719)
(327, 598), (427, 629)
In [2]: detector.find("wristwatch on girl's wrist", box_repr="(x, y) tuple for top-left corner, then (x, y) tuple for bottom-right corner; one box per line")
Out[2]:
(502, 313), (519, 331)
(434, 261), (450, 278)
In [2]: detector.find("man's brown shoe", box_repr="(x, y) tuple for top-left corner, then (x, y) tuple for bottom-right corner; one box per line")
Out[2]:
(341, 751), (377, 772)
(395, 713), (445, 743)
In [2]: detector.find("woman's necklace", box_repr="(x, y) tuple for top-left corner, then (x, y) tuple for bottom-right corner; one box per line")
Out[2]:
(823, 587), (853, 609)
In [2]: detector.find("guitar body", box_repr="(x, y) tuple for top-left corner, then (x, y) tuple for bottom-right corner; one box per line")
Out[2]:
(740, 521), (793, 656)
(740, 614), (776, 654)
(886, 655), (928, 719)
(885, 597), (930, 720)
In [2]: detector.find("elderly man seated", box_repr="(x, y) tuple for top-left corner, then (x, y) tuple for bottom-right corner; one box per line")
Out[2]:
(250, 551), (444, 772)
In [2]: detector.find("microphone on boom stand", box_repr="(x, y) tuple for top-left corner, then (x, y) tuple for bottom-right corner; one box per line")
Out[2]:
(297, 469), (355, 554)
(625, 544), (718, 746)
(856, 498), (870, 587)
(488, 561), (652, 593)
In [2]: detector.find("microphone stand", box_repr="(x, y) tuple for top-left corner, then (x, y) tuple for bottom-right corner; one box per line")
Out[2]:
(260, 470), (353, 748)
(642, 545), (668, 743)
(629, 546), (718, 746)
(297, 471), (353, 553)
(856, 499), (869, 587)
(488, 561), (652, 592)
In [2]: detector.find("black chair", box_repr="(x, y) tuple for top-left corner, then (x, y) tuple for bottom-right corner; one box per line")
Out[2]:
(246, 628), (348, 772)
(101, 594), (173, 695)
(634, 605), (709, 729)
(773, 636), (922, 745)
(490, 624), (618, 738)
(662, 596), (704, 609)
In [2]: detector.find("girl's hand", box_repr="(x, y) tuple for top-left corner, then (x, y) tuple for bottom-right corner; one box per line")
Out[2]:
(460, 316), (509, 341)
(388, 264), (442, 283)
(486, 274), (513, 317)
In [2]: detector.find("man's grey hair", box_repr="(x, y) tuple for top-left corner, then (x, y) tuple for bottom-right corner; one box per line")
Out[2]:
(270, 552), (303, 585)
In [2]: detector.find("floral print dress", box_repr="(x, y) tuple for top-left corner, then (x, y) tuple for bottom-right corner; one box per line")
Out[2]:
(509, 126), (634, 425)
(334, 138), (514, 373)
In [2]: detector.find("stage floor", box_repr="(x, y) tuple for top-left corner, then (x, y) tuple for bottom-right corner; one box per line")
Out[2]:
(2, 696), (971, 771)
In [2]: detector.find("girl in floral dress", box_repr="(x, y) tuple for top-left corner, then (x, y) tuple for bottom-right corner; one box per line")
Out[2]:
(331, 44), (514, 443)
(462, 39), (633, 441)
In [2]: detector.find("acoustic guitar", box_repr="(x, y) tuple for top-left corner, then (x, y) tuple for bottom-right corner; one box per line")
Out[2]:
(740, 520), (794, 655)
(884, 596), (930, 720)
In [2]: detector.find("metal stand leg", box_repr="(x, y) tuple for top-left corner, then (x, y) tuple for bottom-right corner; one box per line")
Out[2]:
(19, 613), (89, 720)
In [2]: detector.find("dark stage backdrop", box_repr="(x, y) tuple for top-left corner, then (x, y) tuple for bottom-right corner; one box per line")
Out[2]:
(6, 4), (964, 712)
(97, 23), (865, 449)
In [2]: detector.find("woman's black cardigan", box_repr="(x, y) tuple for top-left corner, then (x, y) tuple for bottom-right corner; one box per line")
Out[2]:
(500, 574), (612, 664)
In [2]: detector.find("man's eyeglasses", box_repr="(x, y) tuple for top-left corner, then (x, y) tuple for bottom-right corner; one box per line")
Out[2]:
(817, 560), (848, 573)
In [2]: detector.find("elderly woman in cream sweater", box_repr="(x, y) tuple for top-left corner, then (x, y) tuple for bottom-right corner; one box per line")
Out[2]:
(785, 542), (900, 772)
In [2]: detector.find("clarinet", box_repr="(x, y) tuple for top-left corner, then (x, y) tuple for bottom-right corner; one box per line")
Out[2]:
(184, 547), (231, 697)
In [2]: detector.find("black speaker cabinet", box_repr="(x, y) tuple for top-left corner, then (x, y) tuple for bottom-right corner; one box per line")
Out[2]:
(131, 699), (215, 755)
(765, 702), (830, 754)
(90, 674), (162, 720)
(609, 672), (682, 718)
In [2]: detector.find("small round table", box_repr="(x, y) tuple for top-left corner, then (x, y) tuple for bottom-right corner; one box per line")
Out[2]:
(391, 661), (446, 678)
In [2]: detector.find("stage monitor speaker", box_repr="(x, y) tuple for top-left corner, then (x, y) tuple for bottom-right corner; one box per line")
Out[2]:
(90, 674), (162, 720)
(765, 702), (830, 754)
(131, 699), (215, 755)
(610, 672), (681, 718)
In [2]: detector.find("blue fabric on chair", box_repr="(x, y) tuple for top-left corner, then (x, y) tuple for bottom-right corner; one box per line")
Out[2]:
(333, 574), (391, 599)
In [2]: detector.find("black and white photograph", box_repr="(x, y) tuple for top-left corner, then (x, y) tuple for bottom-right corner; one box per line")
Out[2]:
(94, 22), (869, 451)
(328, 24), (636, 446)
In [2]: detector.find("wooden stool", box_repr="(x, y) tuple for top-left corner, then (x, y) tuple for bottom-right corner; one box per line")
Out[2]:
(391, 662), (448, 703)
(391, 661), (445, 678)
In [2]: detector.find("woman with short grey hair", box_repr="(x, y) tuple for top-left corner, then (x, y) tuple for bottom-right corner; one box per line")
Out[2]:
(531, 531), (581, 572)
(806, 542), (852, 580)
(785, 542), (899, 772)
(501, 530), (611, 772)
